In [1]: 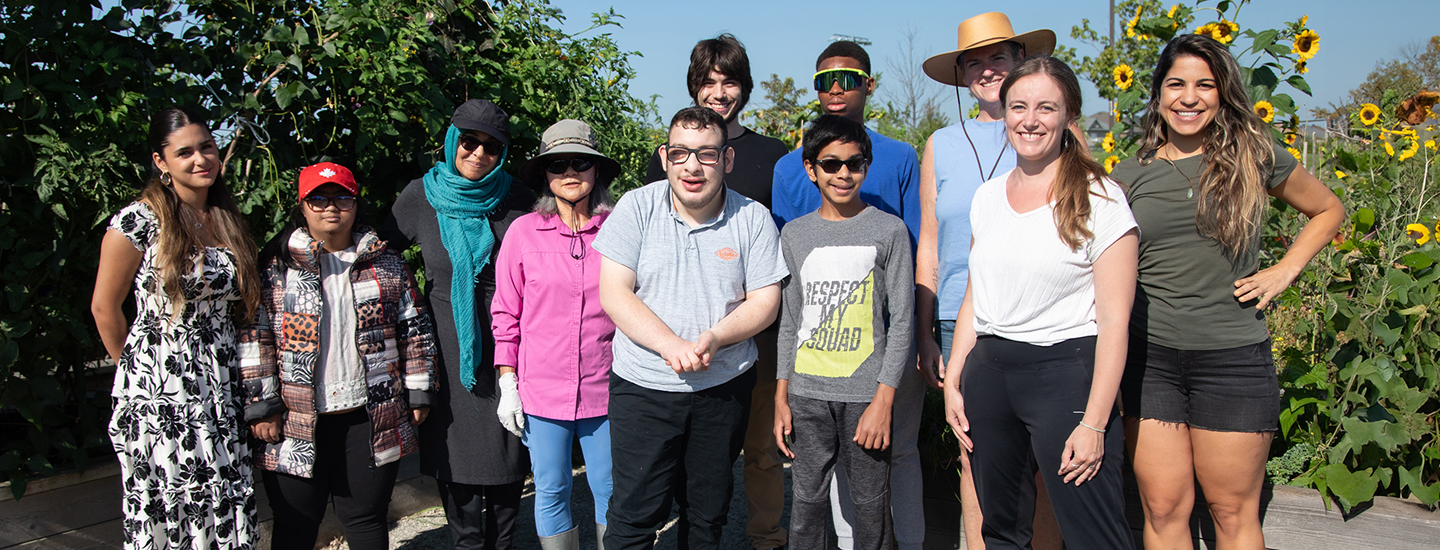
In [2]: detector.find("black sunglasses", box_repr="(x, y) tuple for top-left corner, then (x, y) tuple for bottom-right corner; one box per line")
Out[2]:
(303, 195), (357, 212)
(544, 157), (596, 174)
(664, 145), (722, 165)
(813, 157), (869, 174)
(459, 135), (505, 155)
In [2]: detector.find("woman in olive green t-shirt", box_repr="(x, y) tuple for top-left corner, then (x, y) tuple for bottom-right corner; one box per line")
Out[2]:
(1108, 34), (1343, 550)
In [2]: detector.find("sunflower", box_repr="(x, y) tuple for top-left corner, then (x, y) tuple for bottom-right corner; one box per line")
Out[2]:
(1359, 103), (1382, 126)
(1102, 132), (1116, 153)
(1114, 64), (1135, 90)
(1293, 29), (1320, 60)
(1294, 59), (1309, 75)
(1168, 4), (1180, 19)
(1253, 100), (1275, 123)
(1287, 147), (1302, 162)
(1384, 141), (1395, 157)
(1398, 140), (1419, 161)
(1114, 110), (1122, 123)
(1427, 139), (1437, 151)
(1199, 20), (1239, 44)
(1285, 133), (1297, 145)
(1104, 155), (1121, 173)
(1335, 169), (1347, 179)
(1407, 223), (1432, 245)
(1126, 14), (1140, 39)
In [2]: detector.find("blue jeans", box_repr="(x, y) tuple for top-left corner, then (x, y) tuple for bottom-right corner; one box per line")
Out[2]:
(522, 414), (613, 537)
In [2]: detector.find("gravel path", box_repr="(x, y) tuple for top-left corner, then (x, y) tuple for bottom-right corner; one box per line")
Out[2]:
(325, 457), (794, 550)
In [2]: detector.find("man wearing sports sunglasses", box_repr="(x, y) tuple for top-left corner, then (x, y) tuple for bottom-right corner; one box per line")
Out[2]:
(770, 40), (927, 550)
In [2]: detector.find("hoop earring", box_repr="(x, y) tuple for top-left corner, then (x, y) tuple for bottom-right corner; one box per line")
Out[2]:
(160, 172), (173, 186)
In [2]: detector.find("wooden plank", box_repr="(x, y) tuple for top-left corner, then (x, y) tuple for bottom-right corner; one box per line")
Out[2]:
(0, 463), (122, 503)
(0, 470), (123, 546)
(1260, 484), (1440, 549)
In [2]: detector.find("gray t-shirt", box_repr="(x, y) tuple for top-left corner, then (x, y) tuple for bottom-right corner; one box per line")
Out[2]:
(777, 207), (915, 403)
(592, 180), (789, 392)
(1110, 143), (1297, 349)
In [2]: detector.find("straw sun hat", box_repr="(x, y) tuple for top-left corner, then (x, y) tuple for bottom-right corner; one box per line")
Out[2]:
(922, 12), (1056, 87)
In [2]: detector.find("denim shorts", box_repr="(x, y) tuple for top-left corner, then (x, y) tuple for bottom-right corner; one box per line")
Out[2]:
(1119, 338), (1280, 432)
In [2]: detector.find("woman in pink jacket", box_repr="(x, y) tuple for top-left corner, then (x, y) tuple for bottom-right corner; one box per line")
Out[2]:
(491, 119), (619, 550)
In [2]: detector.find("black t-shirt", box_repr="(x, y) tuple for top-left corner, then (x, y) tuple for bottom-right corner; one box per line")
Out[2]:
(645, 126), (791, 209)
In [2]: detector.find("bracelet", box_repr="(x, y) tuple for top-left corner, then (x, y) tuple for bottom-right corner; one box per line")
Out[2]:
(1078, 421), (1106, 434)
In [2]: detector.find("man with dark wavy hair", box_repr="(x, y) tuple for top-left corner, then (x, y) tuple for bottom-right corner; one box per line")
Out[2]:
(644, 33), (792, 550)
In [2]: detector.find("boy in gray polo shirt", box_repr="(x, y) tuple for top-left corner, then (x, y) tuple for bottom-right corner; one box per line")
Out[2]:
(594, 107), (788, 550)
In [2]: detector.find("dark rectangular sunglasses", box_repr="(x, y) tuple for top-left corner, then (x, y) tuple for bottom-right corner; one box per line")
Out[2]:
(814, 157), (869, 174)
(544, 157), (596, 174)
(813, 68), (870, 92)
(459, 135), (505, 155)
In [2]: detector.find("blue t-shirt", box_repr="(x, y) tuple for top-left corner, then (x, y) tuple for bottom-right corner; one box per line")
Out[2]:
(932, 120), (1014, 321)
(771, 128), (921, 249)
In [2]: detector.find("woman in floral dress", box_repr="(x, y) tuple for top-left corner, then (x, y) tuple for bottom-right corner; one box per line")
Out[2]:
(92, 107), (262, 549)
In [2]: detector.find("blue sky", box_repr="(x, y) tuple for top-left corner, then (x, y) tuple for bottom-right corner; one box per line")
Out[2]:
(546, 0), (1440, 125)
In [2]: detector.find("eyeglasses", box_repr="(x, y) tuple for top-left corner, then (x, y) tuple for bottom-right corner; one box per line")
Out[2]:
(459, 135), (505, 156)
(813, 157), (869, 174)
(544, 157), (596, 174)
(813, 68), (870, 92)
(303, 195), (357, 212)
(664, 145), (722, 165)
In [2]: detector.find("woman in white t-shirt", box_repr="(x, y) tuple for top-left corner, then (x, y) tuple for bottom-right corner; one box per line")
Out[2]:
(942, 56), (1138, 549)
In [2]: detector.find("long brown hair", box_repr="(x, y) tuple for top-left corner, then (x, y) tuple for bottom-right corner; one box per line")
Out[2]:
(1136, 34), (1273, 257)
(1000, 56), (1116, 251)
(139, 107), (260, 320)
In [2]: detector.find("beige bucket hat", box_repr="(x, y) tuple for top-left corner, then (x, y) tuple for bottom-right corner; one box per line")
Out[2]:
(923, 12), (1056, 87)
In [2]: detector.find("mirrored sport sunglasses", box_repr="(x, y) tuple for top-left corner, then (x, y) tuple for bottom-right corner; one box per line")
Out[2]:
(303, 195), (357, 211)
(813, 68), (871, 92)
(664, 145), (722, 165)
(814, 157), (869, 174)
(458, 135), (505, 155)
(545, 157), (596, 174)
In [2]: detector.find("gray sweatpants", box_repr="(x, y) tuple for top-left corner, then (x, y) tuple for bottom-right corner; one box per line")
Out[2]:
(788, 395), (893, 550)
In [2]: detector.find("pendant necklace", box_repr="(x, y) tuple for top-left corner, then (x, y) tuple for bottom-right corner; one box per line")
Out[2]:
(1159, 145), (1198, 199)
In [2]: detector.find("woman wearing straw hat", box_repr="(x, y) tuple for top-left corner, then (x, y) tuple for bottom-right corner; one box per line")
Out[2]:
(381, 99), (535, 550)
(491, 119), (620, 550)
(916, 12), (1064, 550)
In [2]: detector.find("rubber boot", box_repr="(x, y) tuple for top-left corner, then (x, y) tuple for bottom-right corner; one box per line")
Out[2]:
(595, 523), (607, 550)
(539, 526), (579, 550)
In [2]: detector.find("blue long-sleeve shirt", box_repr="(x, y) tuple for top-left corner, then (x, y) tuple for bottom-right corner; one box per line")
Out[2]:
(770, 128), (921, 250)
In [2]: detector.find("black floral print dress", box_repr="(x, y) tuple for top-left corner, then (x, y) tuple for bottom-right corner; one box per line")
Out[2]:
(106, 202), (255, 550)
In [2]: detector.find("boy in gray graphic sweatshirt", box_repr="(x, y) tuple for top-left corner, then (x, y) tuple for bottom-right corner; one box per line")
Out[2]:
(774, 115), (915, 550)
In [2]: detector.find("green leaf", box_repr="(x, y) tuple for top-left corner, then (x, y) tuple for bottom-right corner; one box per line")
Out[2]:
(1249, 66), (1279, 91)
(1320, 464), (1378, 509)
(263, 25), (293, 43)
(1400, 465), (1440, 505)
(1288, 75), (1313, 96)
(1372, 320), (1399, 347)
(1269, 94), (1296, 116)
(31, 376), (62, 402)
(275, 82), (300, 109)
(1353, 208), (1375, 233)
(1399, 252), (1434, 270)
(5, 283), (27, 311)
(1250, 30), (1278, 55)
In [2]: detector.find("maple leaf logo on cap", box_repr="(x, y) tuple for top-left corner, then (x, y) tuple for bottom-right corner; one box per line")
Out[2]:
(319, 168), (336, 178)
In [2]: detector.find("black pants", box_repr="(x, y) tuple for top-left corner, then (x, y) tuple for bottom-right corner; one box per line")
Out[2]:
(262, 409), (399, 550)
(605, 369), (755, 550)
(437, 478), (523, 550)
(961, 336), (1133, 550)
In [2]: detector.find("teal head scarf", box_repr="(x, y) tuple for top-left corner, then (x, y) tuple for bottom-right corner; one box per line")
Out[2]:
(423, 125), (515, 391)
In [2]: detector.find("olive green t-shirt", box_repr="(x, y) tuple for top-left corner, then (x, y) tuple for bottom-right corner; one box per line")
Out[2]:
(1109, 143), (1297, 350)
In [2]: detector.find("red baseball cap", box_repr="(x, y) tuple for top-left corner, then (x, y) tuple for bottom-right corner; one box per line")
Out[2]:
(297, 162), (359, 200)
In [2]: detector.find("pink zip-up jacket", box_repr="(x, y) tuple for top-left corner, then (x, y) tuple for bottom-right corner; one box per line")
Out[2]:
(491, 211), (614, 420)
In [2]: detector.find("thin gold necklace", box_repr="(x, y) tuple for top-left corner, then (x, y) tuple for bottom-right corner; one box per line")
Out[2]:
(1159, 144), (1198, 199)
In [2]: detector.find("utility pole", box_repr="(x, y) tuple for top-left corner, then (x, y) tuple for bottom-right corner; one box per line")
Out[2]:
(1108, 0), (1115, 46)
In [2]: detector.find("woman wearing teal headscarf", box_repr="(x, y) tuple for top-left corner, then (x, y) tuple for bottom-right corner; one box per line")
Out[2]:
(381, 99), (534, 550)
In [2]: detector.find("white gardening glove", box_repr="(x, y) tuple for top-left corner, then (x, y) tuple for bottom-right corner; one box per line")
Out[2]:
(496, 372), (525, 438)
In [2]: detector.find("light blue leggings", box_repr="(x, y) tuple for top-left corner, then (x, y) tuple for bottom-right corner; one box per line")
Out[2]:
(522, 414), (612, 537)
